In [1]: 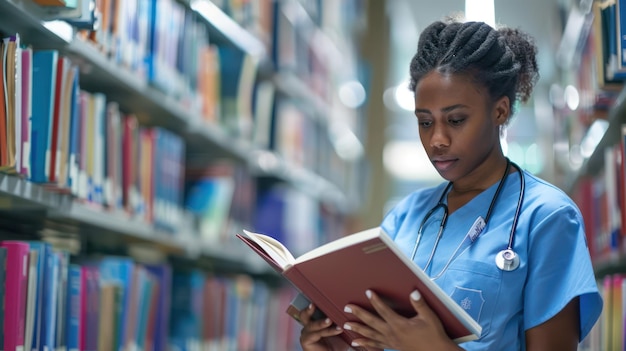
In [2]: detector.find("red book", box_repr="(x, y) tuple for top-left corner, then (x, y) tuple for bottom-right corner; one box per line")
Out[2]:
(236, 227), (482, 349)
(122, 115), (138, 214)
(1, 241), (30, 351)
(48, 56), (69, 184)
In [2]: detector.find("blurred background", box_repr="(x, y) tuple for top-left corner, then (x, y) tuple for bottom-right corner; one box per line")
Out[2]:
(377, 0), (563, 215)
(0, 0), (621, 350)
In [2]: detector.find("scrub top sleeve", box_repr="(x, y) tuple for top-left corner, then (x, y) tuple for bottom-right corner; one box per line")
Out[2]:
(524, 205), (602, 340)
(381, 208), (399, 240)
(381, 193), (416, 240)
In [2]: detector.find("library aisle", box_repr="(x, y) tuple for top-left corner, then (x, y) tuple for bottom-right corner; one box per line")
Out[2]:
(0, 0), (621, 350)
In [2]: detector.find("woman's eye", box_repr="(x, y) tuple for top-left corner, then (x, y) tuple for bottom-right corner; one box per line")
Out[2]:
(418, 120), (432, 127)
(449, 118), (465, 126)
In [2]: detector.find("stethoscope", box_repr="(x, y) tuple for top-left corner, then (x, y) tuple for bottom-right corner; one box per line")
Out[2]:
(410, 158), (525, 278)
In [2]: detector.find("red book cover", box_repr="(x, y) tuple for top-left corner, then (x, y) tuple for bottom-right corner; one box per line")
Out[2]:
(143, 277), (160, 351)
(1, 241), (30, 351)
(237, 227), (482, 348)
(48, 56), (67, 184)
(203, 277), (223, 344)
(122, 115), (138, 214)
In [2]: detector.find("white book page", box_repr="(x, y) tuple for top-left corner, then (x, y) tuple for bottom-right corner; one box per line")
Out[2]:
(242, 230), (296, 269)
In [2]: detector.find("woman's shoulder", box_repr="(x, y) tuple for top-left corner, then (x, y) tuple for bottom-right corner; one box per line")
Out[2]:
(384, 182), (447, 218)
(522, 170), (580, 214)
(381, 183), (447, 238)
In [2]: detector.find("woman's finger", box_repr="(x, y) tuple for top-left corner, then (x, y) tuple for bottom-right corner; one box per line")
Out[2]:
(298, 303), (317, 325)
(366, 289), (403, 322)
(408, 290), (435, 321)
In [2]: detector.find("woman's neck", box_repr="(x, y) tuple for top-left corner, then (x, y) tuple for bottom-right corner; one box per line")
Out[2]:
(447, 156), (510, 213)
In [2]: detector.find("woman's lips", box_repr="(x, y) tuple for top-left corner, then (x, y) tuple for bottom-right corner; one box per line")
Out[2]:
(432, 159), (456, 172)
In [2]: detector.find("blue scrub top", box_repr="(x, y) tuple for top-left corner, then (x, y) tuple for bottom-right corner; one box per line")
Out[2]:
(381, 170), (602, 350)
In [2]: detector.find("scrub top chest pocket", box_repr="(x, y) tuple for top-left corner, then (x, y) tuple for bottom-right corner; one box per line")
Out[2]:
(440, 258), (511, 338)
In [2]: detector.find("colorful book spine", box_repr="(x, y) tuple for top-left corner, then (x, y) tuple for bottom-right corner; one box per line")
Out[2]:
(30, 50), (58, 183)
(65, 264), (81, 351)
(1, 241), (30, 351)
(20, 47), (32, 178)
(27, 242), (49, 351)
(0, 247), (7, 351)
(145, 264), (171, 351)
(42, 249), (59, 351)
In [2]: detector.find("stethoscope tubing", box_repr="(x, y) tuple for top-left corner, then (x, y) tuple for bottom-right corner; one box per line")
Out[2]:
(411, 158), (525, 275)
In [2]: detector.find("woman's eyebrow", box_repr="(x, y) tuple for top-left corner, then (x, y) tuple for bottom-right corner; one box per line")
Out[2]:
(414, 104), (468, 115)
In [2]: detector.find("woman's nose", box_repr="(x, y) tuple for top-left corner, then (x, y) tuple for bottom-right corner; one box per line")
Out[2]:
(429, 124), (450, 149)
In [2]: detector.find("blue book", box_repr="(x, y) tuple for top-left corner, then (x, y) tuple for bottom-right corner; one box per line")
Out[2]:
(28, 242), (50, 351)
(135, 274), (154, 351)
(42, 249), (59, 351)
(31, 51), (58, 183)
(145, 264), (171, 351)
(65, 264), (81, 351)
(169, 271), (205, 351)
(224, 278), (240, 350)
(55, 251), (69, 351)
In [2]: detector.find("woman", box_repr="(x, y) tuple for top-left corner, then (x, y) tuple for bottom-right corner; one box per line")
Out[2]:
(298, 19), (602, 351)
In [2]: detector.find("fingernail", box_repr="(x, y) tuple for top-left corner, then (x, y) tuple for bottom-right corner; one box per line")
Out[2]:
(351, 341), (360, 347)
(324, 318), (331, 324)
(411, 290), (421, 301)
(336, 326), (343, 331)
(308, 303), (314, 310)
(365, 289), (373, 299)
(344, 305), (353, 313)
(343, 323), (352, 330)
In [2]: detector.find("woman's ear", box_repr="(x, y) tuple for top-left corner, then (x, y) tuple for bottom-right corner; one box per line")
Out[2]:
(493, 96), (510, 126)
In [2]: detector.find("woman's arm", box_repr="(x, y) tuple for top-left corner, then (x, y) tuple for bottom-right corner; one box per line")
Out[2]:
(525, 297), (580, 351)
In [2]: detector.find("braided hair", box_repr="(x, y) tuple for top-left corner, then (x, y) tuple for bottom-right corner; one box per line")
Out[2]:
(409, 20), (539, 118)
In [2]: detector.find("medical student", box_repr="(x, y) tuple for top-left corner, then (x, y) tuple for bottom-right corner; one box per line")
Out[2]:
(297, 19), (603, 351)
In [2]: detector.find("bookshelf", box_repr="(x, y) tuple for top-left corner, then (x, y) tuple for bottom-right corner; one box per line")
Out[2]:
(0, 0), (361, 248)
(0, 0), (369, 350)
(564, 86), (626, 193)
(556, 1), (626, 350)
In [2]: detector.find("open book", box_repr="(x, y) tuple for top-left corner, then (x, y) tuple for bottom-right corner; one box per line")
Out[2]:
(236, 227), (482, 346)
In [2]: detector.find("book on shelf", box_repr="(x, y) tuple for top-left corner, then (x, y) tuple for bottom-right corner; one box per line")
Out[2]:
(2, 241), (30, 351)
(236, 227), (482, 348)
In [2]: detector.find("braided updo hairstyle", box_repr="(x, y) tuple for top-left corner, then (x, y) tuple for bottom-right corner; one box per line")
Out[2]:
(409, 20), (539, 118)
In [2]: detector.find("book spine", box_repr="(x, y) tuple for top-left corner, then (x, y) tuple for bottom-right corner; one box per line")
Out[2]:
(31, 51), (58, 183)
(65, 265), (81, 351)
(0, 247), (7, 351)
(1, 241), (30, 351)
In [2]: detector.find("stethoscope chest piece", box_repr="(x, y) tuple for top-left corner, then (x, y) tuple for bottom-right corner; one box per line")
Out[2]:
(495, 249), (520, 271)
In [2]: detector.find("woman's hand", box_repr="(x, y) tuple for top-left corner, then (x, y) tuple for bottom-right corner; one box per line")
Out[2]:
(343, 290), (463, 351)
(299, 303), (350, 351)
